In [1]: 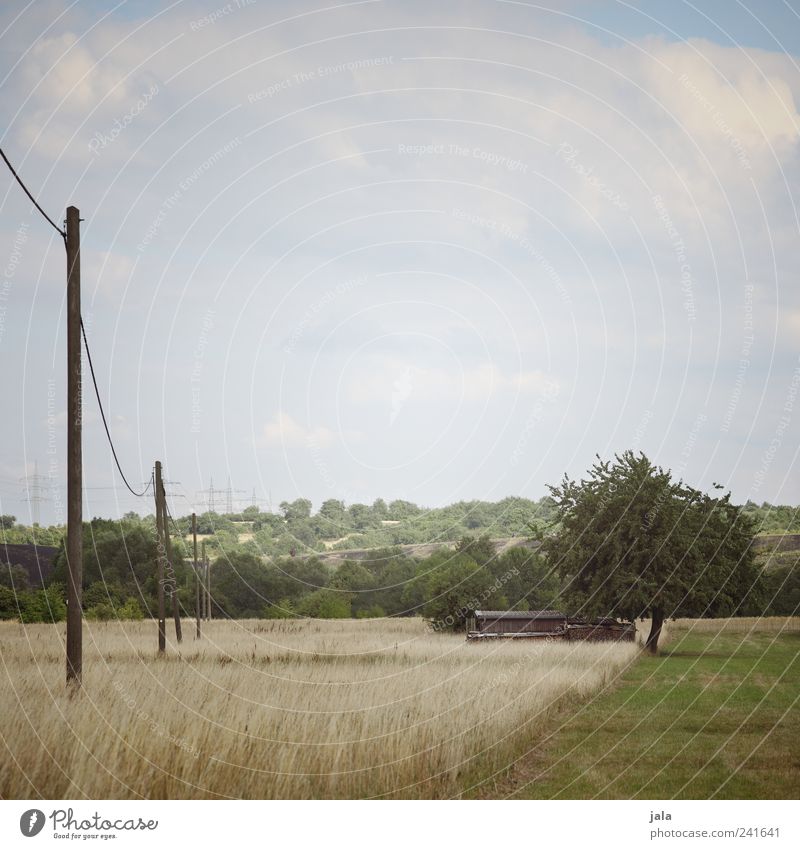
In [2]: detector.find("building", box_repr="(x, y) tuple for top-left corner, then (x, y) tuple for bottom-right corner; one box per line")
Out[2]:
(468, 609), (567, 636)
(467, 609), (635, 642)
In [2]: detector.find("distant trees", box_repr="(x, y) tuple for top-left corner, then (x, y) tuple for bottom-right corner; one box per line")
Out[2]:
(297, 589), (352, 618)
(0, 583), (66, 622)
(2, 483), (791, 627)
(421, 551), (494, 629)
(542, 452), (763, 653)
(316, 499), (347, 537)
(280, 499), (312, 521)
(1, 563), (30, 590)
(387, 500), (422, 520)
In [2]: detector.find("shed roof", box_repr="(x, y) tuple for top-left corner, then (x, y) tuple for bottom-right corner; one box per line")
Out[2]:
(474, 610), (565, 619)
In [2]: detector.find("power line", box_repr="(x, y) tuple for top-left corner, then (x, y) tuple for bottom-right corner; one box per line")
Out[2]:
(0, 146), (66, 240)
(1, 147), (150, 507)
(1, 147), (154, 508)
(165, 500), (184, 538)
(80, 317), (152, 498)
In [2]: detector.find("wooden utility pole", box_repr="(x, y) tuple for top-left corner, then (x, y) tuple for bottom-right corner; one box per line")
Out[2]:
(206, 549), (212, 620)
(65, 205), (82, 686)
(193, 512), (200, 639)
(203, 542), (211, 620)
(200, 540), (206, 620)
(154, 461), (166, 653)
(161, 493), (182, 643)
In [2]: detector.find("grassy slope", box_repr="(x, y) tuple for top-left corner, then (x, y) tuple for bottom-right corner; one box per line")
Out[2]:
(473, 620), (800, 799)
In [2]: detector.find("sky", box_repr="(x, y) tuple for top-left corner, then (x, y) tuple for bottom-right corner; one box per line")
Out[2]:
(1, 0), (799, 523)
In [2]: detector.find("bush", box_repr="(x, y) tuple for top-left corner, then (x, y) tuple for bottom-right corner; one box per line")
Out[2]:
(85, 602), (115, 621)
(263, 598), (296, 619)
(118, 598), (144, 620)
(297, 589), (352, 618)
(355, 604), (386, 619)
(19, 588), (66, 623)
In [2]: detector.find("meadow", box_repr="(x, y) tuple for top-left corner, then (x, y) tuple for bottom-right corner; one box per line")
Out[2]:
(0, 617), (637, 799)
(485, 616), (800, 799)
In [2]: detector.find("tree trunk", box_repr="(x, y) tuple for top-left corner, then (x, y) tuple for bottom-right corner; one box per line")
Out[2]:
(645, 608), (664, 654)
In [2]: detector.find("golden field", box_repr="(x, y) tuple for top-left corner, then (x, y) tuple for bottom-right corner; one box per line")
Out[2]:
(0, 617), (638, 799)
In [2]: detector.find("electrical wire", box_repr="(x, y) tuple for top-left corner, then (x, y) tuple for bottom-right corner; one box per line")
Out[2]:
(0, 147), (157, 517)
(0, 146), (66, 241)
(164, 500), (184, 538)
(80, 317), (152, 498)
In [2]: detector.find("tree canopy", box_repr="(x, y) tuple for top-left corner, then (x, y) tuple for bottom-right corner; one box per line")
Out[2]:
(542, 451), (763, 653)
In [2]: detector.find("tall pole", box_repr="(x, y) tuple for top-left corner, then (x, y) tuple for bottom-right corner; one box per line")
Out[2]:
(200, 540), (206, 620)
(193, 512), (200, 639)
(155, 461), (166, 654)
(66, 205), (82, 686)
(205, 545), (211, 620)
(161, 491), (182, 643)
(207, 551), (212, 620)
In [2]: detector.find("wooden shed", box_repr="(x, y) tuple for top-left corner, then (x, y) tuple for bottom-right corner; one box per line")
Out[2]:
(467, 610), (635, 642)
(468, 610), (567, 637)
(565, 618), (636, 642)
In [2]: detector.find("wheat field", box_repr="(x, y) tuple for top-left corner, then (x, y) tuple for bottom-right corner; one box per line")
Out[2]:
(0, 617), (639, 799)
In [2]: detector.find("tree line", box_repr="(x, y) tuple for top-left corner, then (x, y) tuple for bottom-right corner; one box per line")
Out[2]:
(1, 452), (798, 651)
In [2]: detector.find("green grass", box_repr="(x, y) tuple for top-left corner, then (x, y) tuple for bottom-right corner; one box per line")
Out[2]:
(475, 620), (800, 799)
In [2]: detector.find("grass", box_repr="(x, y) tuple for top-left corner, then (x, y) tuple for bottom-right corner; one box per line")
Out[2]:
(0, 617), (636, 799)
(475, 617), (800, 799)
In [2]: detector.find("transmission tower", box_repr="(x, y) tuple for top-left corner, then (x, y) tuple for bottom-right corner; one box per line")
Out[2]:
(21, 460), (49, 525)
(222, 477), (245, 514)
(197, 477), (216, 513)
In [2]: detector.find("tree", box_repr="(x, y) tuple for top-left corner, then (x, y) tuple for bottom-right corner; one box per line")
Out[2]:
(455, 535), (496, 566)
(319, 499), (346, 522)
(211, 552), (287, 618)
(543, 451), (762, 654)
(371, 498), (389, 521)
(280, 499), (312, 521)
(388, 499), (421, 519)
(50, 519), (162, 612)
(252, 512), (284, 535)
(494, 547), (560, 611)
(463, 503), (491, 529)
(348, 503), (376, 531)
(0, 515), (16, 530)
(1, 563), (30, 590)
(297, 588), (352, 618)
(422, 551), (496, 631)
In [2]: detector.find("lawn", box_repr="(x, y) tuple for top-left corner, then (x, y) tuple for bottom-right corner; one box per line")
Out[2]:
(474, 617), (800, 799)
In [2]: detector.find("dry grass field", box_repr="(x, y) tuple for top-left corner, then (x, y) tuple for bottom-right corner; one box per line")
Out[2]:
(0, 617), (638, 799)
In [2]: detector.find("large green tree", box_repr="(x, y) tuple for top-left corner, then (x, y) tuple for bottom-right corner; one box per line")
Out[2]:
(543, 451), (762, 653)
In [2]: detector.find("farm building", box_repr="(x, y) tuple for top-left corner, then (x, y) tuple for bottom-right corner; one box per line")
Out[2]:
(565, 618), (636, 642)
(467, 609), (635, 642)
(469, 610), (567, 636)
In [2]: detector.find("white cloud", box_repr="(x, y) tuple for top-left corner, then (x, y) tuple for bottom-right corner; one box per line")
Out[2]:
(83, 250), (136, 298)
(261, 411), (336, 449)
(348, 361), (558, 404)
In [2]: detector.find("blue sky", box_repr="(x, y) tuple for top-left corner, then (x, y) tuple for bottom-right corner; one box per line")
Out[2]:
(1, 0), (799, 522)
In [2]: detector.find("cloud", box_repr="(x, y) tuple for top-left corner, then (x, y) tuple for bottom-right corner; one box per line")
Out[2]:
(348, 361), (559, 405)
(83, 250), (136, 299)
(261, 411), (337, 449)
